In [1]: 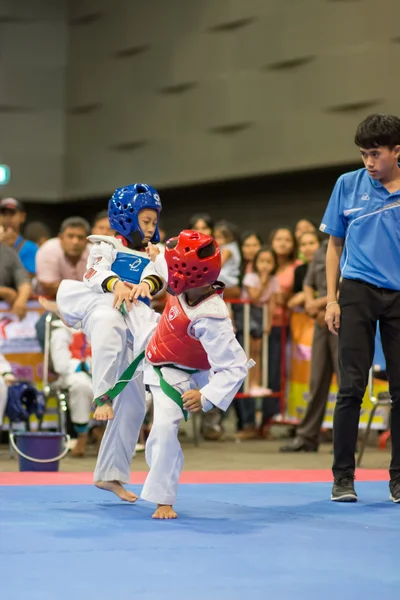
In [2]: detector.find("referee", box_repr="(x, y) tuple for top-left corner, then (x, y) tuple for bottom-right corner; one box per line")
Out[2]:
(321, 113), (400, 503)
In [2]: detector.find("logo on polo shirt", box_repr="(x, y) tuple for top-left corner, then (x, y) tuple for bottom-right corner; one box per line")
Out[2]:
(344, 208), (363, 216)
(361, 193), (370, 201)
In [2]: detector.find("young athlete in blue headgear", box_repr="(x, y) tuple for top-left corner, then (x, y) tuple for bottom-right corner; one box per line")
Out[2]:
(54, 183), (165, 500)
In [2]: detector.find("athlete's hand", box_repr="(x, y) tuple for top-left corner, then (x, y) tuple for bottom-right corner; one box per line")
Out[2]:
(146, 242), (160, 262)
(182, 389), (202, 413)
(94, 404), (114, 420)
(113, 280), (132, 311)
(124, 281), (152, 304)
(325, 301), (341, 335)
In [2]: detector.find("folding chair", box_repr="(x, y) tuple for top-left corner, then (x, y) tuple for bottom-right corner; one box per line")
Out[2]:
(40, 313), (69, 434)
(357, 325), (390, 467)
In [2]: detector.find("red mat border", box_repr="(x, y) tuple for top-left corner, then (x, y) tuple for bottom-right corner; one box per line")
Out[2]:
(0, 469), (389, 486)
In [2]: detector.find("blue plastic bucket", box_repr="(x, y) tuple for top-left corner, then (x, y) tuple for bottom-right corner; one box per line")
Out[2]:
(10, 432), (68, 472)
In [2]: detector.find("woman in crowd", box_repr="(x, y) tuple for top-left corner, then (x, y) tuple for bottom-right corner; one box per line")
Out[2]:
(288, 231), (321, 311)
(188, 213), (214, 237)
(260, 228), (299, 425)
(293, 219), (318, 243)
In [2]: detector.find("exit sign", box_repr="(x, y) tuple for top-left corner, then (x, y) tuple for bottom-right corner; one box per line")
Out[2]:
(0, 165), (10, 185)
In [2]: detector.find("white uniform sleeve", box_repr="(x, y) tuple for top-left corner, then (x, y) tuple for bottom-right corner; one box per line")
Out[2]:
(83, 241), (118, 293)
(140, 255), (167, 285)
(149, 253), (168, 282)
(50, 327), (80, 377)
(192, 317), (249, 411)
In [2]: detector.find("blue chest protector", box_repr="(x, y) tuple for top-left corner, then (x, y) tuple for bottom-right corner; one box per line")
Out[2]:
(111, 251), (151, 306)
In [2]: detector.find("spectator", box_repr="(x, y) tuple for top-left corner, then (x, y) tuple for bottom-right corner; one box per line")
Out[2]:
(24, 221), (51, 248)
(267, 228), (300, 398)
(158, 222), (167, 245)
(49, 319), (104, 457)
(242, 247), (279, 395)
(240, 231), (263, 278)
(214, 220), (241, 299)
(35, 217), (90, 299)
(293, 218), (318, 243)
(188, 213), (214, 236)
(188, 213), (227, 440)
(0, 242), (32, 320)
(0, 198), (38, 275)
(236, 247), (280, 439)
(91, 210), (112, 237)
(280, 239), (338, 452)
(288, 231), (321, 311)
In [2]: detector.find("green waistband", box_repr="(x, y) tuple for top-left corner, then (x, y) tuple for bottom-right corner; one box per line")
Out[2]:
(93, 353), (196, 421)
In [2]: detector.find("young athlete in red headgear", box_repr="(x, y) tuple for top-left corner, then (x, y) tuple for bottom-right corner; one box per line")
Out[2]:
(94, 230), (254, 519)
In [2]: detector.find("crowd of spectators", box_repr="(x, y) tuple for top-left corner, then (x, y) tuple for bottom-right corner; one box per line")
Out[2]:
(0, 196), (329, 447)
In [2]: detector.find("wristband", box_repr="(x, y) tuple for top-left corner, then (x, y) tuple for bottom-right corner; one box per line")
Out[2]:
(94, 393), (112, 407)
(141, 277), (155, 294)
(326, 301), (339, 308)
(141, 275), (163, 296)
(106, 277), (119, 292)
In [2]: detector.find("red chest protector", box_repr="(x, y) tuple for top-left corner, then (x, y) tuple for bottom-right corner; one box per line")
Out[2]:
(145, 290), (227, 371)
(69, 332), (91, 361)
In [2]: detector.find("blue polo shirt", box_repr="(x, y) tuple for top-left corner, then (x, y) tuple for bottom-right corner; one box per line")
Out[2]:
(13, 235), (38, 275)
(320, 166), (400, 290)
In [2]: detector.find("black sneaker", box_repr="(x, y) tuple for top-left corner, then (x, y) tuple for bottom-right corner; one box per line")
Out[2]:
(389, 479), (400, 503)
(331, 475), (357, 502)
(279, 438), (318, 453)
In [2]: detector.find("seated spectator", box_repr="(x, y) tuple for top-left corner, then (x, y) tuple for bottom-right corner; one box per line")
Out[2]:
(49, 318), (103, 457)
(24, 221), (51, 248)
(35, 217), (90, 298)
(0, 198), (38, 275)
(0, 353), (16, 427)
(214, 220), (241, 299)
(0, 242), (32, 320)
(91, 210), (112, 237)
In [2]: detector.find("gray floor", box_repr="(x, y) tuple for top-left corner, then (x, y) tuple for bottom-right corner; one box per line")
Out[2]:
(0, 428), (391, 473)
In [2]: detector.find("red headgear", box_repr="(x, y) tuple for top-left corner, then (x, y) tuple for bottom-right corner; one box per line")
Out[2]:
(165, 230), (221, 295)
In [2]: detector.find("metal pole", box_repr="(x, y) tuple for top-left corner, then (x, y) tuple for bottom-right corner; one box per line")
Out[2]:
(261, 304), (269, 389)
(243, 302), (250, 394)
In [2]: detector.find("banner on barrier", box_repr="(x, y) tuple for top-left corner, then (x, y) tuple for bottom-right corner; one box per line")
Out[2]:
(287, 312), (389, 430)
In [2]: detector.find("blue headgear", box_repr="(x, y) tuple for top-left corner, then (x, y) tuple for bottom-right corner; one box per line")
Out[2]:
(108, 183), (162, 245)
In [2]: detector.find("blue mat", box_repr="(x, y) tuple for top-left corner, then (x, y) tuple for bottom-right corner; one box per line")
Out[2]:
(0, 482), (398, 599)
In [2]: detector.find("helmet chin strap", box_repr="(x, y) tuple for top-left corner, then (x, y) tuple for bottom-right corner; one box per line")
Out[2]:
(127, 230), (145, 249)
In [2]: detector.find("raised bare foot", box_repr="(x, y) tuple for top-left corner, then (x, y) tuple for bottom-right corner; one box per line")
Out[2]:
(94, 480), (138, 502)
(152, 504), (177, 519)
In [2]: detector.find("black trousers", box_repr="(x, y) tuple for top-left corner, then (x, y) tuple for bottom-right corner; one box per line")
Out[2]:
(333, 278), (400, 480)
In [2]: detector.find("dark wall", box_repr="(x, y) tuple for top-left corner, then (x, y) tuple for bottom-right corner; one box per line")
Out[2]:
(22, 164), (358, 240)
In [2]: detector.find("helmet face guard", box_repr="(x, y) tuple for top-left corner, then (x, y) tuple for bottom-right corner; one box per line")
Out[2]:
(165, 230), (221, 295)
(108, 183), (162, 244)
